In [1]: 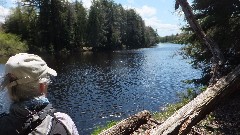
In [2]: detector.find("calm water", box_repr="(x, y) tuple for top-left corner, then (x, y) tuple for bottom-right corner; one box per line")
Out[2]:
(0, 43), (201, 134)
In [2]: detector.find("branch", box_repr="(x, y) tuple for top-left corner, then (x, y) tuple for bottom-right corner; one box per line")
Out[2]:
(99, 110), (151, 135)
(151, 64), (240, 135)
(176, 0), (225, 84)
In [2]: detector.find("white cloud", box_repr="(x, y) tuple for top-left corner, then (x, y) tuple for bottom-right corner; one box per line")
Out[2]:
(144, 17), (179, 31)
(132, 5), (181, 36)
(81, 0), (92, 9)
(66, 0), (91, 9)
(0, 6), (10, 23)
(144, 17), (181, 36)
(135, 5), (157, 18)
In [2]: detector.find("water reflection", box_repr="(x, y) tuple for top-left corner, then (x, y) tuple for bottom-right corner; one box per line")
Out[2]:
(0, 43), (201, 134)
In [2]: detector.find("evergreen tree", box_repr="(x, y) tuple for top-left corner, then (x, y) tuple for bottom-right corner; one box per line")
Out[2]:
(38, 0), (51, 52)
(4, 4), (38, 52)
(3, 0), (160, 53)
(86, 0), (105, 48)
(74, 1), (87, 48)
(63, 2), (76, 52)
(145, 26), (159, 46)
(113, 4), (125, 49)
(181, 0), (240, 84)
(125, 9), (143, 49)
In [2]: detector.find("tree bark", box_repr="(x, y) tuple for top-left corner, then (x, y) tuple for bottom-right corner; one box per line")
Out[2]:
(151, 65), (240, 135)
(99, 110), (151, 135)
(175, 0), (225, 84)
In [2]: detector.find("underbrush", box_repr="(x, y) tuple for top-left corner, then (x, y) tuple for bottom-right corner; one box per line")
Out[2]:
(91, 121), (117, 135)
(91, 86), (208, 134)
(0, 32), (28, 56)
(153, 86), (207, 122)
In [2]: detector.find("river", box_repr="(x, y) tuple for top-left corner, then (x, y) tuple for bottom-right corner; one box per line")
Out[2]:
(0, 43), (201, 134)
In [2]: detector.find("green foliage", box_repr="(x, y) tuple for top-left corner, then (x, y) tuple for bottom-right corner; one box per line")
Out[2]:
(124, 9), (145, 49)
(159, 33), (186, 44)
(159, 34), (178, 43)
(86, 0), (156, 50)
(153, 86), (207, 122)
(3, 5), (38, 52)
(178, 86), (207, 100)
(180, 0), (240, 85)
(153, 99), (189, 122)
(91, 121), (117, 135)
(86, 0), (105, 48)
(178, 88), (198, 100)
(74, 1), (87, 47)
(3, 0), (160, 54)
(49, 0), (72, 52)
(145, 26), (160, 47)
(0, 32), (28, 56)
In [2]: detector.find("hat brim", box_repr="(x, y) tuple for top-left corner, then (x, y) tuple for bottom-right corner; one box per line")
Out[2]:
(47, 67), (57, 76)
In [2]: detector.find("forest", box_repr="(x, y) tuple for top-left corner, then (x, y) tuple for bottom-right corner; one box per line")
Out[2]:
(0, 0), (160, 55)
(1, 0), (240, 85)
(158, 34), (182, 44)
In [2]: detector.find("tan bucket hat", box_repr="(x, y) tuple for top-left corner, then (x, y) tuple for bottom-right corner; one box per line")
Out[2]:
(0, 53), (57, 90)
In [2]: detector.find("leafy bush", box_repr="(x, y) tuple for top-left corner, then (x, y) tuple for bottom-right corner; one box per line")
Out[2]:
(0, 32), (28, 56)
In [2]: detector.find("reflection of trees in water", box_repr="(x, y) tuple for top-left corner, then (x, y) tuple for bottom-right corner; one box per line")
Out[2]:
(36, 44), (202, 134)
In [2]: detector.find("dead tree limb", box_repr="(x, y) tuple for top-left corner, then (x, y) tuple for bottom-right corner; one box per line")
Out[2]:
(151, 65), (240, 135)
(175, 0), (225, 84)
(99, 110), (151, 135)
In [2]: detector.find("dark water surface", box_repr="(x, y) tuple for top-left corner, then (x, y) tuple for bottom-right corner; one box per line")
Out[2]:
(0, 43), (201, 134)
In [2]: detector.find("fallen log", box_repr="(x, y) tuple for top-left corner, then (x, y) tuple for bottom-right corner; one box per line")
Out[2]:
(151, 65), (240, 135)
(99, 110), (151, 135)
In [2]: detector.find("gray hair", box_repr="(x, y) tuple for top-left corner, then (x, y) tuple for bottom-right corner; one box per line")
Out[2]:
(8, 81), (41, 101)
(2, 75), (50, 102)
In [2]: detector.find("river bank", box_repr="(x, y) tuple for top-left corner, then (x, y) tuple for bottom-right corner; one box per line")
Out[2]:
(188, 90), (240, 134)
(96, 89), (240, 135)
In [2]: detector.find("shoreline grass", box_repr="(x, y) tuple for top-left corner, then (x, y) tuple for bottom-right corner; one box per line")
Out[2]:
(91, 121), (118, 135)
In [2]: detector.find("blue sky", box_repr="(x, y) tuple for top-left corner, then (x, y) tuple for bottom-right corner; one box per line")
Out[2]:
(113, 0), (184, 36)
(0, 0), (186, 36)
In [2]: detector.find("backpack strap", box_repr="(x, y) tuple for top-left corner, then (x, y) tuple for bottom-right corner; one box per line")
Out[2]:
(19, 103), (55, 135)
(0, 112), (8, 118)
(49, 115), (71, 135)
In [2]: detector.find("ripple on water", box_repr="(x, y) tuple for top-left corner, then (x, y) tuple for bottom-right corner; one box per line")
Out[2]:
(0, 44), (202, 135)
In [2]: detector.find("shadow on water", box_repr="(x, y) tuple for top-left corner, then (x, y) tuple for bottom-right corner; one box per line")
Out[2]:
(0, 43), (202, 134)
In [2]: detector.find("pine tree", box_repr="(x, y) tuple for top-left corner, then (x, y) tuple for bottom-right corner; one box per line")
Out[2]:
(74, 1), (87, 48)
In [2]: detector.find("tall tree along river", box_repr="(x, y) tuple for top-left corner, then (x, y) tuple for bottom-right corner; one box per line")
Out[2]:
(0, 43), (201, 134)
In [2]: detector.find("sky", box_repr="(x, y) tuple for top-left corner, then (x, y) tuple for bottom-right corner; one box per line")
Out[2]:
(0, 0), (186, 36)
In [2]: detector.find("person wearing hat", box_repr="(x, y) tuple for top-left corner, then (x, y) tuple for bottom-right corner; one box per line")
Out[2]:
(0, 53), (79, 135)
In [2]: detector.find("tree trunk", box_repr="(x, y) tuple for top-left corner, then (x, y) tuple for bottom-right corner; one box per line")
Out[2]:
(99, 110), (151, 135)
(151, 65), (240, 135)
(175, 0), (225, 84)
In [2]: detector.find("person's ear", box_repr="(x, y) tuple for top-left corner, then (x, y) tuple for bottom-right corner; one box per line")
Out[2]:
(39, 83), (46, 94)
